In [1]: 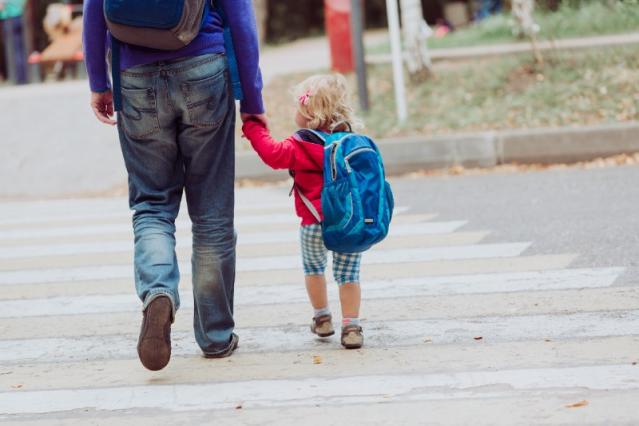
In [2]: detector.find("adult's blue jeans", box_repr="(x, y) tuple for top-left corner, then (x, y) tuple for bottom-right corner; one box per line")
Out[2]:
(117, 53), (237, 356)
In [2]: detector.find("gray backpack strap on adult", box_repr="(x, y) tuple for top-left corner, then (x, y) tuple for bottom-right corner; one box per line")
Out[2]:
(104, 0), (243, 111)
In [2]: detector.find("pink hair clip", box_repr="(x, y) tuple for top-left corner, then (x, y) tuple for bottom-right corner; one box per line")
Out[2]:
(299, 91), (312, 106)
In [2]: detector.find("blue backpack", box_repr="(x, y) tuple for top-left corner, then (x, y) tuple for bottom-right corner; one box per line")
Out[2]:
(104, 0), (243, 111)
(297, 130), (394, 253)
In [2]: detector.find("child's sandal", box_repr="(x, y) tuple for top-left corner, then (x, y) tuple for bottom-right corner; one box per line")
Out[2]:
(341, 324), (363, 349)
(310, 314), (335, 337)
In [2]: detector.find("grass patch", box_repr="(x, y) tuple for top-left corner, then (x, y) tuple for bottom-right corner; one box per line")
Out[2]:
(366, 1), (639, 54)
(260, 44), (639, 142)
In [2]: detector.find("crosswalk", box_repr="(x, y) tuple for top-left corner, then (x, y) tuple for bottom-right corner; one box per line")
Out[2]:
(0, 186), (638, 424)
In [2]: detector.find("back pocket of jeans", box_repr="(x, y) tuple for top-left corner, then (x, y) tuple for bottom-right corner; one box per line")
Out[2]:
(120, 87), (160, 140)
(181, 70), (229, 129)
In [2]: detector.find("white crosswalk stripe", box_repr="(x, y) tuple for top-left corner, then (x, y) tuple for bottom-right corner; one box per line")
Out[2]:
(2, 364), (638, 416)
(0, 268), (623, 318)
(2, 310), (638, 364)
(0, 220), (455, 259)
(0, 191), (636, 423)
(0, 244), (532, 284)
(0, 207), (414, 238)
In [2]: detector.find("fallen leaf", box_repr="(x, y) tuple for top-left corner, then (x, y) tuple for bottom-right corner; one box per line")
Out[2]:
(565, 400), (589, 408)
(313, 355), (322, 365)
(474, 336), (483, 341)
(10, 384), (23, 389)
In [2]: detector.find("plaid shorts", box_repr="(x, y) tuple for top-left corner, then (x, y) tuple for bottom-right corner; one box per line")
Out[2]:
(300, 224), (362, 285)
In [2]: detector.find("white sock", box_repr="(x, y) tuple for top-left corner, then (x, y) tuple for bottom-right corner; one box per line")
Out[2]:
(342, 317), (360, 327)
(314, 307), (331, 318)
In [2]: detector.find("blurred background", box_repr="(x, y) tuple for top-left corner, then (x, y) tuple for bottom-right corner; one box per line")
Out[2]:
(0, 0), (638, 198)
(3, 1), (638, 84)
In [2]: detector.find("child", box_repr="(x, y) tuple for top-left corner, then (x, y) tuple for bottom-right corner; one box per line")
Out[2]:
(242, 74), (364, 349)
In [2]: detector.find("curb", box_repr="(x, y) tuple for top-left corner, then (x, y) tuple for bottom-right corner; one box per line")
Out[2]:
(237, 122), (639, 180)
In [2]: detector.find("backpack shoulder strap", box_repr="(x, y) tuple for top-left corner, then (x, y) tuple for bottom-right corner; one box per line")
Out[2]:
(294, 129), (326, 146)
(215, 1), (243, 100)
(111, 36), (122, 111)
(294, 184), (322, 223)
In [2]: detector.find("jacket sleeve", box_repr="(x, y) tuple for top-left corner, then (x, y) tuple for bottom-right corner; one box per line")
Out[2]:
(242, 120), (296, 170)
(219, 0), (265, 114)
(82, 0), (110, 93)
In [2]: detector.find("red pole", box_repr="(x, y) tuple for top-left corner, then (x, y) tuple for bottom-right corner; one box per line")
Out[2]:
(324, 0), (354, 74)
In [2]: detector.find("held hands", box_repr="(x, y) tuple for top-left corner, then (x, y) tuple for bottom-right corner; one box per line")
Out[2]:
(240, 113), (269, 129)
(91, 90), (117, 126)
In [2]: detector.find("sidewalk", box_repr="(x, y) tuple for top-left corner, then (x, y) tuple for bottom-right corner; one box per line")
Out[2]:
(262, 32), (639, 78)
(368, 32), (639, 63)
(260, 31), (387, 83)
(2, 32), (639, 198)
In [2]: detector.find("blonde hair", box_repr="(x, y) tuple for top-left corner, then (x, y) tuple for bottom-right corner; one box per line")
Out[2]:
(293, 74), (362, 133)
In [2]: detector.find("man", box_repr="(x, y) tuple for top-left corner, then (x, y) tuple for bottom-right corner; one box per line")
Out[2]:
(0, 0), (28, 84)
(83, 0), (266, 371)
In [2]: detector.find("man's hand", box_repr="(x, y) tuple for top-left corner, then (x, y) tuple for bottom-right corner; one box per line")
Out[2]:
(91, 90), (117, 126)
(240, 113), (268, 128)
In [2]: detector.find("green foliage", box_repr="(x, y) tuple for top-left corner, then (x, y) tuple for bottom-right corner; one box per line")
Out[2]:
(367, 0), (639, 52)
(262, 45), (639, 141)
(539, 0), (639, 39)
(360, 45), (639, 138)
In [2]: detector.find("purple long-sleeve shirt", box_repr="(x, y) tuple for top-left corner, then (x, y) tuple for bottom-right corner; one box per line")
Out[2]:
(82, 0), (264, 114)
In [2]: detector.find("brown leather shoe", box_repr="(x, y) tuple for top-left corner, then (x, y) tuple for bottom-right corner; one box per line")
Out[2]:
(310, 314), (335, 337)
(203, 333), (240, 359)
(137, 295), (173, 371)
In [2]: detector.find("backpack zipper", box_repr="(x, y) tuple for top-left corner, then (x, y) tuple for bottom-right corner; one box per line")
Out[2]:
(330, 143), (339, 181)
(344, 147), (376, 173)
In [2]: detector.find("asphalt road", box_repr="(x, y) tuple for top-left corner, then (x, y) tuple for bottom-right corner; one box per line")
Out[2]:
(1, 164), (638, 424)
(391, 164), (639, 284)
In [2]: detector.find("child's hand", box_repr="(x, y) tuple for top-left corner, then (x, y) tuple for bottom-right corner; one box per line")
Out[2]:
(241, 113), (269, 129)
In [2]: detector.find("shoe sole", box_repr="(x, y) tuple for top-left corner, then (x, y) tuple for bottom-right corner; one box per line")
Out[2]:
(137, 297), (172, 371)
(341, 331), (364, 349)
(342, 342), (363, 349)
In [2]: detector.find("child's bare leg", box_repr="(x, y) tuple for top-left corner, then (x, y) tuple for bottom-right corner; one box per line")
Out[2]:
(306, 274), (334, 337)
(339, 282), (361, 319)
(339, 282), (363, 348)
(334, 250), (364, 349)
(305, 274), (328, 310)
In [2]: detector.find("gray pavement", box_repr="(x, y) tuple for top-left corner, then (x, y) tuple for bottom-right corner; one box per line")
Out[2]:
(0, 165), (638, 424)
(392, 164), (639, 284)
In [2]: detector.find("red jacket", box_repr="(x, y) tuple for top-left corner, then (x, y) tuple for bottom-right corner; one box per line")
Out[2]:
(242, 119), (324, 225)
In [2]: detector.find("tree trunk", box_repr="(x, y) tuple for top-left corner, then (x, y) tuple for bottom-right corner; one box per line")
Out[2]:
(399, 0), (432, 81)
(511, 0), (543, 65)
